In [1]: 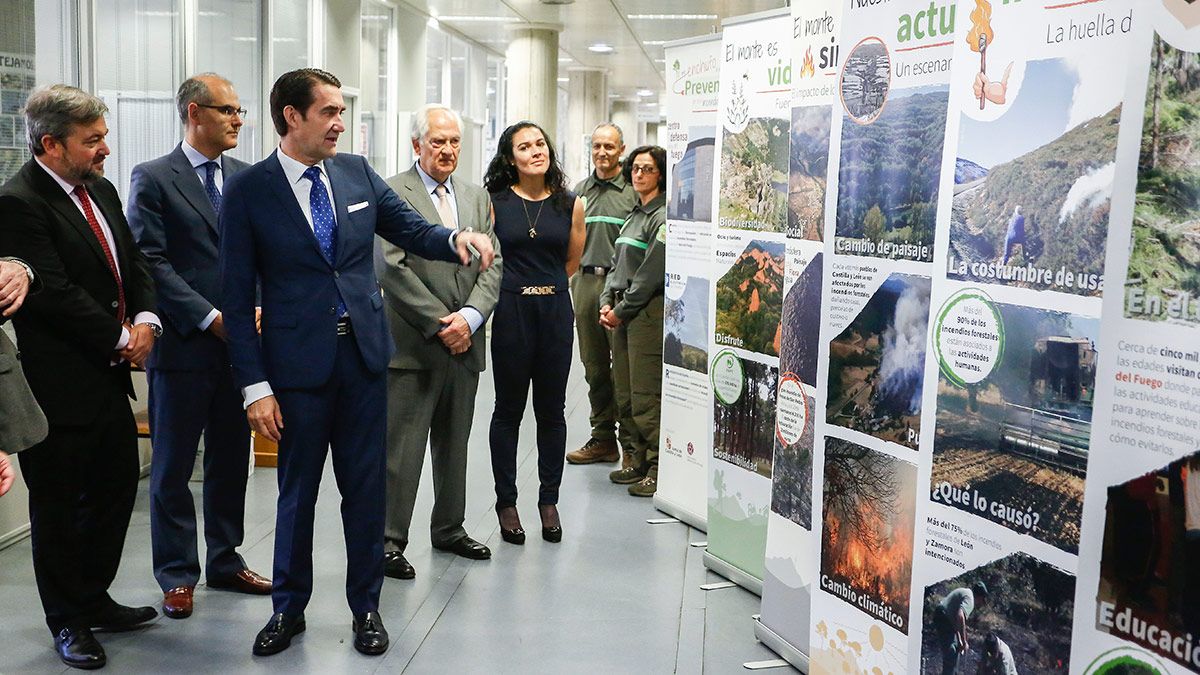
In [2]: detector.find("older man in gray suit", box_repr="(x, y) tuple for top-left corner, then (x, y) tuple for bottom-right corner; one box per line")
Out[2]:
(380, 104), (501, 579)
(0, 256), (48, 495)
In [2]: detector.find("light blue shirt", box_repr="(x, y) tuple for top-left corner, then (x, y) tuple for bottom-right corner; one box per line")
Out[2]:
(413, 162), (483, 335)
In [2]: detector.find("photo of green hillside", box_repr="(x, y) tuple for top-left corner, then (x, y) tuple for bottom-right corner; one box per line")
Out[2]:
(719, 117), (789, 232)
(1126, 34), (1200, 324)
(714, 239), (785, 356)
(834, 86), (948, 262)
(789, 105), (832, 241)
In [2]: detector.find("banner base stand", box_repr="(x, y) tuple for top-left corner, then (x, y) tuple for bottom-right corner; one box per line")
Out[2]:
(702, 551), (763, 596)
(752, 617), (809, 673)
(652, 494), (707, 532)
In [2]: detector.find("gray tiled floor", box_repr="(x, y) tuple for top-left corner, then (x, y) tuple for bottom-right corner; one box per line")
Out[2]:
(0, 353), (783, 673)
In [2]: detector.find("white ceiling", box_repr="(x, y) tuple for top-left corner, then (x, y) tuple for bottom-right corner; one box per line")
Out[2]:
(395, 0), (785, 112)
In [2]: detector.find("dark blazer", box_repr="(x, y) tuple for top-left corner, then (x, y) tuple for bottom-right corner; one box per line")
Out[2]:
(0, 260), (47, 452)
(382, 167), (501, 374)
(127, 145), (249, 371)
(219, 150), (461, 392)
(0, 160), (156, 426)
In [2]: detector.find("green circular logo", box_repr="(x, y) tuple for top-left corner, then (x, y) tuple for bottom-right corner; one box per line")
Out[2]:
(710, 349), (745, 405)
(934, 288), (1005, 387)
(1083, 646), (1169, 675)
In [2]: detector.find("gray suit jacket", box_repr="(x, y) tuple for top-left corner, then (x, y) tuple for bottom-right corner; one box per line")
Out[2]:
(380, 167), (501, 373)
(0, 258), (47, 453)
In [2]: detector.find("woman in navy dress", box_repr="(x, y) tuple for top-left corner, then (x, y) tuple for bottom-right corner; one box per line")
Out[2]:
(483, 122), (584, 544)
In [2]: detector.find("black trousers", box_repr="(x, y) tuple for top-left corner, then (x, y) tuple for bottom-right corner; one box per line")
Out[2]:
(489, 290), (574, 508)
(19, 379), (139, 634)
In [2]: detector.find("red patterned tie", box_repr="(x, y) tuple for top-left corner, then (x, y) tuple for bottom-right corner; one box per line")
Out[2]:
(72, 185), (126, 323)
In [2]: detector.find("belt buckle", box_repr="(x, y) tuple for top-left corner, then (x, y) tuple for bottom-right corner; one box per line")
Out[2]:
(521, 285), (555, 296)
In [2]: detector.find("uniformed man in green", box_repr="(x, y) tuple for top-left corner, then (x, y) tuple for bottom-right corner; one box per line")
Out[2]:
(600, 145), (667, 497)
(565, 123), (638, 466)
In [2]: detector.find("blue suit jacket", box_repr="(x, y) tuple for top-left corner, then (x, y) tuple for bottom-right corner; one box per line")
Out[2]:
(219, 150), (459, 392)
(128, 145), (248, 371)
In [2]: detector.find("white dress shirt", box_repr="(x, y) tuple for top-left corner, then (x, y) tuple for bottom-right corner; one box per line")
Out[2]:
(413, 162), (483, 335)
(33, 156), (161, 354)
(181, 140), (224, 333)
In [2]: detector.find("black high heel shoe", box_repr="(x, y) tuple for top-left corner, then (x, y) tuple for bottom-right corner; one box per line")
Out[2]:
(539, 504), (562, 543)
(497, 506), (525, 545)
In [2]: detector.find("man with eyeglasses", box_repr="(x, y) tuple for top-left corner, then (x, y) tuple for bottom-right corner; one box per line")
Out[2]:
(127, 73), (270, 622)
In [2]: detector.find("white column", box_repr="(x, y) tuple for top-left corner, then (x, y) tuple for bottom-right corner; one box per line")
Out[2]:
(565, 67), (607, 184)
(505, 23), (561, 138)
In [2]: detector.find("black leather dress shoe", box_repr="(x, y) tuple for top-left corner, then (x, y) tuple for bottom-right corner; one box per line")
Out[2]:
(252, 613), (305, 656)
(383, 551), (415, 580)
(351, 611), (389, 655)
(433, 536), (492, 560)
(88, 603), (157, 632)
(55, 627), (106, 670)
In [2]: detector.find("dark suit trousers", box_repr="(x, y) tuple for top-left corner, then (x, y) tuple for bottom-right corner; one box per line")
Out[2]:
(148, 365), (250, 591)
(384, 363), (479, 551)
(488, 291), (574, 508)
(272, 334), (385, 617)
(18, 376), (139, 634)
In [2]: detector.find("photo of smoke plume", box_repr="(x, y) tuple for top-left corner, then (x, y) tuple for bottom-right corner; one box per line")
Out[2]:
(826, 273), (930, 450)
(1095, 452), (1200, 673)
(713, 358), (778, 479)
(669, 127), (715, 222)
(820, 437), (917, 634)
(789, 106), (832, 241)
(919, 553), (1075, 674)
(932, 304), (1099, 554)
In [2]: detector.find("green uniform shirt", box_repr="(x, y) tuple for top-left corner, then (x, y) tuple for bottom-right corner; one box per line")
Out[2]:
(600, 193), (667, 323)
(574, 171), (638, 269)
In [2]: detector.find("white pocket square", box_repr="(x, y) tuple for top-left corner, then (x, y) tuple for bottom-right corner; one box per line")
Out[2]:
(348, 201), (369, 213)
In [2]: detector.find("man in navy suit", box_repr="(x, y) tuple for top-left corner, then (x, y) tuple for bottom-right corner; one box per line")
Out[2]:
(128, 73), (271, 622)
(219, 68), (494, 658)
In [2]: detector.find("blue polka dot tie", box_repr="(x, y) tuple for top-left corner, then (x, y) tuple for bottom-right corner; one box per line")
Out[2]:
(303, 166), (346, 316)
(203, 161), (222, 215)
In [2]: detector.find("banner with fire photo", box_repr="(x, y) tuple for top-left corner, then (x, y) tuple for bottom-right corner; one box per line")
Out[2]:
(705, 7), (792, 594)
(657, 34), (721, 532)
(909, 0), (1142, 673)
(752, 0), (843, 669)
(803, 0), (955, 670)
(1069, 2), (1200, 674)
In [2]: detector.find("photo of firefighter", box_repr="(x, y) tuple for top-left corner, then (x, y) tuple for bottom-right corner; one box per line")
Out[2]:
(920, 552), (1075, 674)
(1095, 451), (1200, 673)
(820, 437), (917, 634)
(931, 303), (1099, 554)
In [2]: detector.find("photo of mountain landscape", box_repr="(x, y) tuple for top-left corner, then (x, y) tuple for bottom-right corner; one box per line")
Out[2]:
(932, 304), (1099, 554)
(834, 86), (948, 262)
(718, 117), (790, 232)
(714, 239), (785, 356)
(789, 106), (832, 241)
(826, 274), (930, 450)
(951, 57), (1120, 296)
(664, 275), (709, 374)
(1126, 35), (1200, 324)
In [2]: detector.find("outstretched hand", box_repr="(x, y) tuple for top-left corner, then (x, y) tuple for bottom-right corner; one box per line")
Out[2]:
(455, 231), (495, 270)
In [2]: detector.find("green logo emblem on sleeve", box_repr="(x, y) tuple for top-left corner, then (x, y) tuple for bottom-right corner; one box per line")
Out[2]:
(656, 223), (667, 243)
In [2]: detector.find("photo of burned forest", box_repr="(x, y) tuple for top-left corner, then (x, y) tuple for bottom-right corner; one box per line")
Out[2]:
(714, 239), (785, 356)
(664, 276), (709, 374)
(713, 358), (778, 479)
(826, 274), (930, 450)
(933, 304), (1099, 554)
(1126, 35), (1200, 324)
(789, 106), (832, 241)
(919, 553), (1075, 674)
(952, 58), (1120, 297)
(1096, 452), (1200, 673)
(719, 117), (789, 232)
(821, 438), (917, 633)
(835, 86), (948, 262)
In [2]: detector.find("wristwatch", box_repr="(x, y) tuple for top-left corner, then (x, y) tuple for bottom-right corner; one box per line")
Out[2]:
(9, 258), (34, 284)
(138, 322), (164, 338)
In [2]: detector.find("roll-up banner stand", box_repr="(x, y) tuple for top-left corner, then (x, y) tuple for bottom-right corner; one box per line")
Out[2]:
(657, 34), (722, 532)
(705, 7), (793, 596)
(754, 0), (844, 669)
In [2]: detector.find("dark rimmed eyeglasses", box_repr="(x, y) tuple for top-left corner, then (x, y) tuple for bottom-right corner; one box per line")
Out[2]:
(196, 104), (247, 118)
(630, 165), (659, 175)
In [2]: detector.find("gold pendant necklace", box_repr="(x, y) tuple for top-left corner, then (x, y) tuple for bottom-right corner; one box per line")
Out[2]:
(520, 193), (546, 239)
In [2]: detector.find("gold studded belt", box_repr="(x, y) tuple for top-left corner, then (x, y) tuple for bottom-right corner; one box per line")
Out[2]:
(520, 285), (557, 296)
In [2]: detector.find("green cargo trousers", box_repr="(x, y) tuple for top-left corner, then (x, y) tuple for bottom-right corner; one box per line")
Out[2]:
(572, 272), (621, 444)
(610, 295), (664, 475)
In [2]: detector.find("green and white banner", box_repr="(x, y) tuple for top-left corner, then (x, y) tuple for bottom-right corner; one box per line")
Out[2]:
(657, 34), (722, 531)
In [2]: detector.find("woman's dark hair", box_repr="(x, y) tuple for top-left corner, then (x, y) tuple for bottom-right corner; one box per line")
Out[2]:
(270, 68), (341, 136)
(622, 145), (667, 192)
(483, 121), (572, 209)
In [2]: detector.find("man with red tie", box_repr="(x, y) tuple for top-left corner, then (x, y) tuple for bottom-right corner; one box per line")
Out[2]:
(0, 85), (160, 670)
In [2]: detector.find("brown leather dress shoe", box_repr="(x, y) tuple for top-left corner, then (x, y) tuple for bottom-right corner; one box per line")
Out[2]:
(163, 586), (194, 619)
(208, 569), (272, 595)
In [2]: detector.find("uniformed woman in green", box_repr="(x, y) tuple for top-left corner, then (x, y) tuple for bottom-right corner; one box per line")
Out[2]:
(599, 145), (667, 497)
